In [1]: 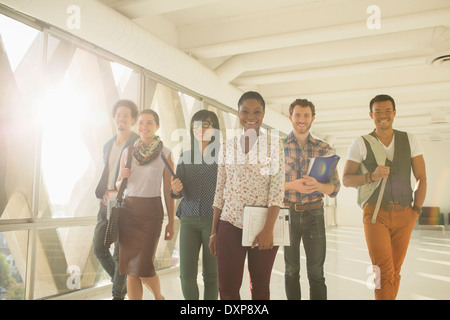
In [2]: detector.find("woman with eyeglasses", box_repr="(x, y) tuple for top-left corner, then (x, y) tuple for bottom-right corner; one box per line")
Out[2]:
(170, 110), (221, 300)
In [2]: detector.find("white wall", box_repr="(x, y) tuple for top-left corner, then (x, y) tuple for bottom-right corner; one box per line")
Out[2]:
(333, 140), (450, 227)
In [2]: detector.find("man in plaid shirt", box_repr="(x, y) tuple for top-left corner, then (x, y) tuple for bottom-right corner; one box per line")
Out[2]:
(283, 99), (340, 300)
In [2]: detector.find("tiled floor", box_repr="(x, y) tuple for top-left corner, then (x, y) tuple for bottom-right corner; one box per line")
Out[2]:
(152, 226), (450, 300)
(86, 226), (450, 300)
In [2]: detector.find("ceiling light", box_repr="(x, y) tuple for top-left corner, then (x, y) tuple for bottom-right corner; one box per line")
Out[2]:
(427, 51), (450, 68)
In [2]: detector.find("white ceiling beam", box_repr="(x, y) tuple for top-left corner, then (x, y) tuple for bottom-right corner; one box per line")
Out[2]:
(266, 81), (450, 104)
(333, 134), (450, 149)
(233, 56), (428, 86)
(185, 8), (450, 59)
(132, 15), (178, 47)
(110, 0), (222, 19)
(214, 28), (437, 82)
(312, 110), (445, 124)
(315, 100), (450, 115)
(316, 127), (450, 141)
(312, 114), (450, 130)
(258, 65), (450, 99)
(313, 124), (450, 137)
(272, 100), (450, 123)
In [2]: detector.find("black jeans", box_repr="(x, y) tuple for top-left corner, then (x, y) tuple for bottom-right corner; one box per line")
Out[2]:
(93, 203), (127, 299)
(284, 207), (327, 300)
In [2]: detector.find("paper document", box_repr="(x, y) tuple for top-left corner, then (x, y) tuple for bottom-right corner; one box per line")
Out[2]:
(242, 206), (290, 247)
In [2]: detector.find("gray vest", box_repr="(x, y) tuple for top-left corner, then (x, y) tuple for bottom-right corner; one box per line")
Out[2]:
(362, 130), (413, 207)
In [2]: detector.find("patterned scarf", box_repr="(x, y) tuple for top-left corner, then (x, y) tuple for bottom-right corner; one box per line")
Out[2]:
(132, 136), (163, 165)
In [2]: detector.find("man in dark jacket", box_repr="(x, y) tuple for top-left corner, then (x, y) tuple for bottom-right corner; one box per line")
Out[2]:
(93, 99), (139, 300)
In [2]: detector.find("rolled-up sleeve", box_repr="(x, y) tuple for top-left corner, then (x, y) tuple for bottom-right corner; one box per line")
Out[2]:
(328, 168), (341, 198)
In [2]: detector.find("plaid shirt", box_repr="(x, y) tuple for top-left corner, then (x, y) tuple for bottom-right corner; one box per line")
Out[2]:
(284, 132), (340, 204)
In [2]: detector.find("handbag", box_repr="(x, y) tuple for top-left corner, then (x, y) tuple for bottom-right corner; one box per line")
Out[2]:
(104, 146), (133, 248)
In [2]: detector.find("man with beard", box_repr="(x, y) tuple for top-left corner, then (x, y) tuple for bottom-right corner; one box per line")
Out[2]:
(93, 99), (139, 300)
(342, 94), (426, 300)
(283, 99), (340, 300)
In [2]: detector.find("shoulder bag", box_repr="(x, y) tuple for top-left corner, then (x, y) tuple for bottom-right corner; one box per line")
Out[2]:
(104, 146), (133, 248)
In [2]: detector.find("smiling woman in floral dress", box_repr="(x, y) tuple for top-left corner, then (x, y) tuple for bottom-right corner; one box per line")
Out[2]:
(209, 91), (285, 300)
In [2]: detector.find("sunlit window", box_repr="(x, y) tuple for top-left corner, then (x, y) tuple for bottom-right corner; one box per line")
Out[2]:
(36, 36), (141, 218)
(0, 9), (230, 300)
(0, 14), (39, 71)
(39, 74), (91, 212)
(111, 62), (133, 91)
(0, 232), (26, 300)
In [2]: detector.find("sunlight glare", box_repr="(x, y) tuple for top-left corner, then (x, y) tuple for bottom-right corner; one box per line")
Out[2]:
(39, 74), (90, 207)
(0, 13), (39, 71)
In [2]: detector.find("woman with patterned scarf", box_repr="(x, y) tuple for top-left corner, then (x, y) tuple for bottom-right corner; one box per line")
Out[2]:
(116, 109), (175, 300)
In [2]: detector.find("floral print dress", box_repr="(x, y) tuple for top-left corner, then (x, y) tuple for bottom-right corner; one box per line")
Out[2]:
(213, 132), (285, 229)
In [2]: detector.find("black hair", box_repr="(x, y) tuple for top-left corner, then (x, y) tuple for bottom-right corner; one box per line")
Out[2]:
(369, 94), (396, 112)
(238, 91), (265, 111)
(112, 99), (139, 119)
(190, 110), (220, 164)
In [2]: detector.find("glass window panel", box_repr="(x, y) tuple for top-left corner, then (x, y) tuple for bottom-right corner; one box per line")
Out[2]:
(110, 62), (140, 101)
(144, 82), (188, 270)
(0, 11), (243, 299)
(205, 103), (240, 142)
(178, 92), (202, 129)
(0, 13), (40, 72)
(38, 35), (141, 218)
(0, 231), (26, 300)
(0, 14), (42, 221)
(33, 226), (103, 299)
(150, 83), (186, 149)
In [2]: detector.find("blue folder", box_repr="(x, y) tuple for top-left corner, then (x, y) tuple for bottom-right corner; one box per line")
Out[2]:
(306, 155), (340, 194)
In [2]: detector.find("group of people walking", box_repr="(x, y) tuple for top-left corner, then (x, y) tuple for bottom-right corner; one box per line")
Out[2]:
(93, 91), (426, 300)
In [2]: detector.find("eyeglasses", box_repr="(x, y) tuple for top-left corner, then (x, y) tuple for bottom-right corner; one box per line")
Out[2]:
(193, 121), (213, 129)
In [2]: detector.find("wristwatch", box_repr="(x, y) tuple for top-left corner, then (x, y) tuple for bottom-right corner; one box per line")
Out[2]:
(412, 205), (422, 215)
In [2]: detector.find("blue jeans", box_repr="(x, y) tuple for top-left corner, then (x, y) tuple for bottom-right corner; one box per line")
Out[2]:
(284, 207), (327, 300)
(93, 203), (127, 299)
(179, 216), (218, 300)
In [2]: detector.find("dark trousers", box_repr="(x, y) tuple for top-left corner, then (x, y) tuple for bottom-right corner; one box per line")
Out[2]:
(217, 220), (278, 300)
(93, 203), (127, 299)
(284, 207), (327, 300)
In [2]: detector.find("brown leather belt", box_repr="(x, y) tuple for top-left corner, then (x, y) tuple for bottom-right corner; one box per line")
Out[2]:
(287, 200), (323, 212)
(365, 201), (409, 212)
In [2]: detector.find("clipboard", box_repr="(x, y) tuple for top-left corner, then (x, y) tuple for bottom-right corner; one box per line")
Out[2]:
(241, 206), (290, 247)
(160, 152), (189, 200)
